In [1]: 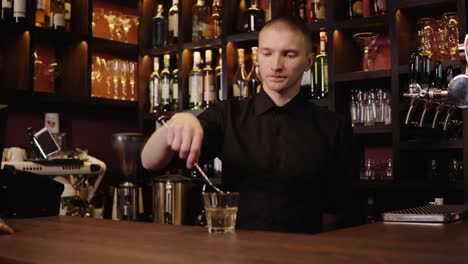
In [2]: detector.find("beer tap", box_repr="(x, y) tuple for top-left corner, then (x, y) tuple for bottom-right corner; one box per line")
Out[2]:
(431, 102), (446, 128)
(443, 105), (457, 131)
(404, 53), (422, 125)
(419, 62), (443, 127)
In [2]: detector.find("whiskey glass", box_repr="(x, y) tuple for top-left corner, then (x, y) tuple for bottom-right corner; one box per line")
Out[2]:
(120, 15), (132, 43)
(417, 18), (435, 59)
(103, 11), (121, 40)
(129, 62), (137, 101)
(111, 59), (120, 99)
(103, 58), (112, 98)
(353, 32), (378, 71)
(120, 60), (129, 100)
(443, 12), (459, 60)
(433, 19), (449, 61)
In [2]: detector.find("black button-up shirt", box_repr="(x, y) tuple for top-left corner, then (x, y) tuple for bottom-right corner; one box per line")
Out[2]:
(198, 90), (353, 233)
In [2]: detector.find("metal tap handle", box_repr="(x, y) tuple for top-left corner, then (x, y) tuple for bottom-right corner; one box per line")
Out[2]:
(419, 100), (433, 127)
(443, 105), (457, 131)
(405, 97), (420, 125)
(432, 103), (445, 128)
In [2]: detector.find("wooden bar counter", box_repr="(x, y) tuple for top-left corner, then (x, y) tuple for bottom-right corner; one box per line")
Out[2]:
(0, 216), (466, 264)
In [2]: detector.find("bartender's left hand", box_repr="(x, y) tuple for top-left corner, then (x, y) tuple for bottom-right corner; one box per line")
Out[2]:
(0, 218), (14, 234)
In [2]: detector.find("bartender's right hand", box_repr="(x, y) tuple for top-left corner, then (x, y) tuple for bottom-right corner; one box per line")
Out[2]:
(0, 218), (14, 235)
(166, 113), (204, 168)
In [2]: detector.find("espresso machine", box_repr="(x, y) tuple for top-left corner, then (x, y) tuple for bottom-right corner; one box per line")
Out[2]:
(111, 133), (147, 221)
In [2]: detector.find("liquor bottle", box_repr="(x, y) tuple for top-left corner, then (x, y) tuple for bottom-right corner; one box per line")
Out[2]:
(35, 0), (45, 27)
(362, 0), (373, 17)
(168, 0), (178, 45)
(314, 32), (328, 98)
(242, 0), (265, 33)
(192, 0), (210, 42)
(189, 51), (203, 110)
(50, 0), (65, 30)
(152, 4), (167, 48)
(291, 0), (306, 22)
(171, 63), (179, 111)
(300, 68), (312, 98)
(203, 49), (216, 108)
(44, 0), (50, 26)
(232, 48), (248, 99)
(160, 54), (172, 112)
(247, 47), (262, 96)
(313, 0), (326, 21)
(210, 0), (222, 38)
(348, 0), (363, 18)
(1, 0), (13, 21)
(13, 0), (27, 23)
(149, 57), (161, 113)
(64, 0), (70, 31)
(237, 0), (246, 32)
(215, 48), (223, 101)
(374, 0), (387, 16)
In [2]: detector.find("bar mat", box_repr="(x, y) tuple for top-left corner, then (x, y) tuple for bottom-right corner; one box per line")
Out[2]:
(382, 205), (468, 223)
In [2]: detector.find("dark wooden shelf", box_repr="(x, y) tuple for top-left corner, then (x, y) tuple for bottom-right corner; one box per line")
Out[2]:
(352, 179), (463, 191)
(398, 60), (463, 75)
(353, 124), (392, 134)
(34, 27), (86, 44)
(308, 98), (329, 108)
(226, 32), (259, 43)
(334, 16), (389, 31)
(395, 0), (457, 9)
(0, 90), (138, 111)
(335, 69), (391, 82)
(91, 37), (138, 57)
(182, 38), (222, 50)
(143, 45), (179, 56)
(400, 138), (463, 150)
(306, 21), (328, 32)
(0, 21), (30, 33)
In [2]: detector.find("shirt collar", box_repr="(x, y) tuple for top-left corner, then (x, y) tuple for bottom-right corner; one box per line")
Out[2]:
(254, 89), (307, 116)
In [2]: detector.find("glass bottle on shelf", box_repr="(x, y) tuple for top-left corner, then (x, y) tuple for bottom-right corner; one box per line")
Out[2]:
(215, 48), (223, 101)
(1, 0), (13, 21)
(232, 48), (248, 100)
(192, 0), (210, 42)
(13, 0), (27, 23)
(291, 0), (306, 22)
(313, 0), (326, 22)
(171, 56), (179, 111)
(374, 0), (387, 16)
(149, 57), (161, 113)
(314, 32), (328, 98)
(50, 0), (65, 30)
(210, 0), (222, 38)
(64, 0), (70, 31)
(35, 0), (45, 27)
(168, 0), (178, 45)
(242, 0), (265, 33)
(348, 0), (363, 19)
(161, 54), (172, 113)
(189, 51), (203, 110)
(152, 4), (167, 48)
(248, 46), (262, 96)
(203, 49), (216, 108)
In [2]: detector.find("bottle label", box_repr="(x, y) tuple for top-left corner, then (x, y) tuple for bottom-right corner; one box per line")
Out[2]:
(201, 22), (210, 39)
(353, 0), (363, 16)
(161, 82), (170, 99)
(2, 0), (12, 8)
(204, 75), (215, 101)
(54, 13), (65, 27)
(169, 13), (178, 37)
(189, 75), (202, 103)
(172, 83), (178, 99)
(233, 84), (240, 97)
(37, 0), (44, 9)
(13, 0), (26, 17)
(315, 3), (326, 20)
(65, 2), (71, 20)
(152, 79), (160, 106)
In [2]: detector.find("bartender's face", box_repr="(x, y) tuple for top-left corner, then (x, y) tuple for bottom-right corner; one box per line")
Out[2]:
(258, 22), (313, 97)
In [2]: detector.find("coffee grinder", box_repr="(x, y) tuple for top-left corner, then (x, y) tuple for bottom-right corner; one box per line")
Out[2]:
(112, 133), (146, 221)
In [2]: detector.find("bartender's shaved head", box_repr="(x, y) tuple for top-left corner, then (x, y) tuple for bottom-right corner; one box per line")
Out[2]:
(260, 17), (313, 53)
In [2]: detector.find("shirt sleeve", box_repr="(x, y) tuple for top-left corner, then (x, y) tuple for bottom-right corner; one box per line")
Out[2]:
(196, 101), (227, 164)
(321, 113), (356, 224)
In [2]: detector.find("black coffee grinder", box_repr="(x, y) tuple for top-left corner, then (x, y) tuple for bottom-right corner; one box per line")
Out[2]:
(112, 133), (146, 221)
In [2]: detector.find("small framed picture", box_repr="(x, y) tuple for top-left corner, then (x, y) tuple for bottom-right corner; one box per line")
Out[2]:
(33, 127), (61, 159)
